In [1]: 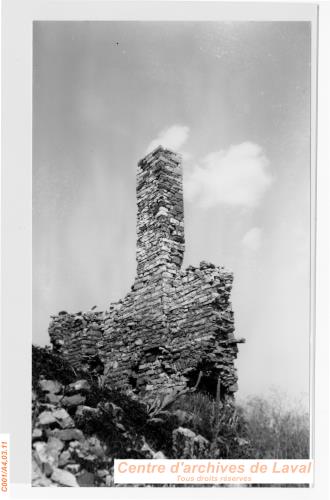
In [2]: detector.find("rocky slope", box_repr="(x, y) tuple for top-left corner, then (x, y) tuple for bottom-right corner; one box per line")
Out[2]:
(32, 345), (251, 487)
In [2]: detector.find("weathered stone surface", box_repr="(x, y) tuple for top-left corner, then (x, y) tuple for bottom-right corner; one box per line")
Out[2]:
(172, 427), (196, 458)
(172, 426), (210, 459)
(33, 442), (52, 468)
(52, 408), (75, 429)
(45, 393), (62, 404)
(193, 434), (210, 459)
(77, 470), (95, 487)
(33, 436), (66, 474)
(48, 428), (84, 442)
(32, 428), (43, 440)
(51, 467), (79, 487)
(47, 437), (64, 456)
(105, 474), (113, 487)
(39, 380), (62, 394)
(32, 457), (54, 487)
(38, 411), (57, 427)
(58, 450), (72, 467)
(68, 440), (81, 449)
(61, 394), (86, 408)
(67, 379), (91, 393)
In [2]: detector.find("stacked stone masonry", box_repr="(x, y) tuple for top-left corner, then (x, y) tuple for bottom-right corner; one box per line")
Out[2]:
(49, 146), (244, 403)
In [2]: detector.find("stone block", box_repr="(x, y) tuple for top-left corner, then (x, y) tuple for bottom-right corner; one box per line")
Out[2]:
(51, 467), (79, 487)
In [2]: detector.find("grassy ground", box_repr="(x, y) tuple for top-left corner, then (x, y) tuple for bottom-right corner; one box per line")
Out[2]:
(171, 389), (309, 459)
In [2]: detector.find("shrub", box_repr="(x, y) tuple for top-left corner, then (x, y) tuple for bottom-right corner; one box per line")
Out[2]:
(239, 390), (310, 459)
(169, 392), (254, 458)
(32, 344), (78, 391)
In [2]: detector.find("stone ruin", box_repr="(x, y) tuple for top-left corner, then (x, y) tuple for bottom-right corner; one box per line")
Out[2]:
(49, 146), (245, 404)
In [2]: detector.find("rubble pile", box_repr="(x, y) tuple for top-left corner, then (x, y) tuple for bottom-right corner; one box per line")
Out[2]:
(32, 347), (219, 487)
(33, 376), (114, 487)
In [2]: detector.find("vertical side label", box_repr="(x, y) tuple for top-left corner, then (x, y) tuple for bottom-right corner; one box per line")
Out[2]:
(0, 435), (9, 495)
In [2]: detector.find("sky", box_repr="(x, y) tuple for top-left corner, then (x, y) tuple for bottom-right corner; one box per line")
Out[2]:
(33, 21), (311, 402)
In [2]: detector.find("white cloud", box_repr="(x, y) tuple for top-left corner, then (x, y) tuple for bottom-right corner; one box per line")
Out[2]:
(146, 125), (190, 154)
(242, 227), (262, 251)
(185, 142), (272, 208)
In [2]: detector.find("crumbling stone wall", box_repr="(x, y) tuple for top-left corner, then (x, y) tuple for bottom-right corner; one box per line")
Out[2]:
(49, 311), (103, 370)
(49, 146), (244, 403)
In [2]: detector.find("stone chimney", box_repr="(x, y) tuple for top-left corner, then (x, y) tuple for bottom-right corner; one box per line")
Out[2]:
(49, 146), (243, 403)
(136, 146), (185, 282)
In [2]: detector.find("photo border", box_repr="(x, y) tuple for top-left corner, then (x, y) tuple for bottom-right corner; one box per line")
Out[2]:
(1, 1), (328, 499)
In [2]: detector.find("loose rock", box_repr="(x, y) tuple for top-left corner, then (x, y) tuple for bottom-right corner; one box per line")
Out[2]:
(51, 467), (79, 487)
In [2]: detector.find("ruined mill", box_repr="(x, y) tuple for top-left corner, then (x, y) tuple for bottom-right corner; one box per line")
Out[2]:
(49, 146), (244, 403)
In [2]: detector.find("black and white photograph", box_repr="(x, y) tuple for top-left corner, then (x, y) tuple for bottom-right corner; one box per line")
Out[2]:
(2, 1), (329, 497)
(31, 17), (314, 487)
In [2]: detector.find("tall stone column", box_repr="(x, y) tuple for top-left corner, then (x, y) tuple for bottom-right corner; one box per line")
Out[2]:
(135, 146), (185, 286)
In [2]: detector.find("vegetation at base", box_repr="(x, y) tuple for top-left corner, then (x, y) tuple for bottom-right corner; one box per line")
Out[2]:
(32, 345), (309, 461)
(170, 391), (254, 458)
(240, 391), (309, 460)
(171, 389), (309, 459)
(32, 344), (177, 457)
(32, 345), (77, 391)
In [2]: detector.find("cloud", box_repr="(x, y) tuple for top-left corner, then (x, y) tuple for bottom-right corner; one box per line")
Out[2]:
(185, 142), (272, 208)
(242, 227), (262, 251)
(146, 125), (190, 154)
